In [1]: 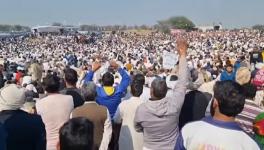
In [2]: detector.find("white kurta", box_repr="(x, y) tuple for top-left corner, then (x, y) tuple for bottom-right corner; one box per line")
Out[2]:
(113, 97), (144, 150)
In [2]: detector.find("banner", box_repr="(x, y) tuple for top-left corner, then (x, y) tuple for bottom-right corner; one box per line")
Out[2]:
(163, 51), (178, 69)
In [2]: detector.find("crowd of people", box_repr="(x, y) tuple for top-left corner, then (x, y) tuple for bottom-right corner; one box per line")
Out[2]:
(0, 29), (263, 150)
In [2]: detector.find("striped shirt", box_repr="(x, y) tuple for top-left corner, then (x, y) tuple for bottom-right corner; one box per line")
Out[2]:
(236, 99), (264, 135)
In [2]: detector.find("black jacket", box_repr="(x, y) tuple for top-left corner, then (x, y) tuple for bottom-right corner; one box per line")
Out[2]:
(250, 51), (263, 64)
(0, 110), (46, 150)
(179, 90), (212, 130)
(61, 88), (85, 108)
(0, 123), (6, 150)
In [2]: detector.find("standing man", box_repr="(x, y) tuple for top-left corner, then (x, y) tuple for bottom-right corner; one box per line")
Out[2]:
(71, 82), (112, 150)
(36, 74), (74, 150)
(176, 81), (260, 150)
(113, 74), (145, 150)
(61, 68), (84, 108)
(134, 39), (188, 150)
(85, 60), (130, 118)
(0, 84), (46, 150)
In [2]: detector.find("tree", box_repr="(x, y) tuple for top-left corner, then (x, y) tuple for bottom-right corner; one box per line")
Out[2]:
(52, 22), (63, 26)
(157, 20), (171, 34)
(0, 24), (30, 32)
(139, 25), (149, 30)
(252, 24), (264, 31)
(13, 25), (22, 31)
(168, 16), (195, 30)
(0, 25), (11, 31)
(156, 16), (195, 33)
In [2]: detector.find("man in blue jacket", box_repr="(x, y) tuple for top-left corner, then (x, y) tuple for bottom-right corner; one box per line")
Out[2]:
(220, 63), (236, 81)
(84, 60), (130, 119)
(220, 60), (241, 82)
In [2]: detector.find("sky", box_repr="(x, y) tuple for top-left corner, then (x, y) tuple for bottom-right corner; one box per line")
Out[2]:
(0, 0), (264, 28)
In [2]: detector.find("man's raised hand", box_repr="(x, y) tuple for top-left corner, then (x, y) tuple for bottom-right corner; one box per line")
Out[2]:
(176, 39), (188, 57)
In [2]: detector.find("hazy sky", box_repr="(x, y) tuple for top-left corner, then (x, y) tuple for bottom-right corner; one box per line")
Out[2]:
(0, 0), (263, 28)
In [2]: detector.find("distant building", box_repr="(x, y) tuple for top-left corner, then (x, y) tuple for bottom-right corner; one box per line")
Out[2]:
(31, 26), (78, 34)
(197, 24), (223, 32)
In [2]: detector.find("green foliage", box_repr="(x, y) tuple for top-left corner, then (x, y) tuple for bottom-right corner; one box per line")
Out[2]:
(52, 22), (63, 26)
(14, 25), (22, 31)
(168, 16), (195, 29)
(0, 25), (11, 31)
(139, 25), (149, 30)
(252, 24), (264, 31)
(157, 20), (171, 34)
(0, 24), (30, 32)
(156, 16), (195, 33)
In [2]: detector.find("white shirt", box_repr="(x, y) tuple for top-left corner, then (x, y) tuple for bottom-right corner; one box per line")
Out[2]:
(177, 117), (260, 150)
(113, 97), (144, 150)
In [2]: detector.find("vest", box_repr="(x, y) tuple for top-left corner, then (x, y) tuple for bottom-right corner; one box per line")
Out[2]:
(71, 102), (107, 150)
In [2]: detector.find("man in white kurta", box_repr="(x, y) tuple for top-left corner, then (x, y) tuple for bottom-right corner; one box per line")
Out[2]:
(113, 80), (144, 150)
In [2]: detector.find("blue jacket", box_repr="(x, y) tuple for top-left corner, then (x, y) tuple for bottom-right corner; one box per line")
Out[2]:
(85, 68), (130, 118)
(220, 63), (240, 81)
(220, 70), (236, 81)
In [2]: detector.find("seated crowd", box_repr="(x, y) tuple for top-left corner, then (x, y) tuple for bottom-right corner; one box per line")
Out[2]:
(0, 39), (263, 150)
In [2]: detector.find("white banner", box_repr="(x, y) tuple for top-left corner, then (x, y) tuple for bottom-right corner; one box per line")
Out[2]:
(163, 51), (178, 69)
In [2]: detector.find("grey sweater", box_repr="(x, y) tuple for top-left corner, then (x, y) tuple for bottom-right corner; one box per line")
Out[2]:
(134, 56), (188, 150)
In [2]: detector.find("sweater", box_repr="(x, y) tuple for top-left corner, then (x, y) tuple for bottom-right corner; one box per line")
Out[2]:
(134, 57), (188, 150)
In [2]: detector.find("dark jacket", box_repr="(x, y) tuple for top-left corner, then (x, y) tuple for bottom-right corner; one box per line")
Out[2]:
(0, 110), (46, 150)
(179, 90), (212, 129)
(0, 73), (4, 89)
(0, 123), (6, 150)
(250, 51), (263, 64)
(61, 88), (85, 108)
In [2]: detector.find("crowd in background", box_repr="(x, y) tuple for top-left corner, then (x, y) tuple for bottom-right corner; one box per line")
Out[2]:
(0, 30), (263, 150)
